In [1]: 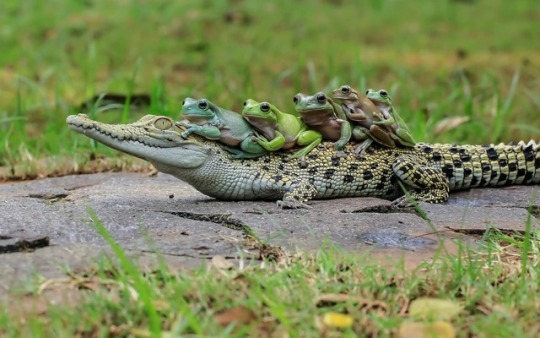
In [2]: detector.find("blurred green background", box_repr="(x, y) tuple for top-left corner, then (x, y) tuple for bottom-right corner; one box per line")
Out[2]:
(1, 0), (539, 179)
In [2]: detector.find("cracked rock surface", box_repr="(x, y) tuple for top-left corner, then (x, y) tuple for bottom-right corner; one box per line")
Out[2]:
(1, 172), (538, 289)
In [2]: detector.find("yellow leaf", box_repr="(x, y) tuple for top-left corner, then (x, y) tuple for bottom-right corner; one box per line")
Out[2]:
(397, 321), (456, 338)
(322, 312), (354, 329)
(409, 298), (462, 321)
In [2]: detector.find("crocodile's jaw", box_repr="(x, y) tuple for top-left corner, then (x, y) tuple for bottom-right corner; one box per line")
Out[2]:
(66, 114), (209, 169)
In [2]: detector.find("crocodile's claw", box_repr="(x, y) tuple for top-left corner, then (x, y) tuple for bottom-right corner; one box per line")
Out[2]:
(276, 199), (312, 209)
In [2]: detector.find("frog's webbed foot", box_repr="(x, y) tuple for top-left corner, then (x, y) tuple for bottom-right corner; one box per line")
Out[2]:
(277, 180), (318, 209)
(354, 139), (373, 154)
(334, 140), (348, 151)
(392, 154), (449, 205)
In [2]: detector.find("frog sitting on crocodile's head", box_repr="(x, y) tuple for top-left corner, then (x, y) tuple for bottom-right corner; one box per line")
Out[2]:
(180, 97), (267, 158)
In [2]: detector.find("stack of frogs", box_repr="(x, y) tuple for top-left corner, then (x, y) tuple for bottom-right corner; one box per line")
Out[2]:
(179, 85), (416, 159)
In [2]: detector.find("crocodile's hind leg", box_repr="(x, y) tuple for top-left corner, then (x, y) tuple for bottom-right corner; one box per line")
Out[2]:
(277, 180), (318, 209)
(391, 154), (449, 207)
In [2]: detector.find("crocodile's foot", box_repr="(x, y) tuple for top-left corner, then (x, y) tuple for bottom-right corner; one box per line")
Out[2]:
(277, 180), (318, 209)
(392, 190), (449, 208)
(391, 195), (415, 208)
(276, 199), (312, 209)
(392, 154), (449, 206)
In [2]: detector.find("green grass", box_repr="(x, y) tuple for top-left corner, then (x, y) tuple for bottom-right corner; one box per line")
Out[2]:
(1, 212), (540, 336)
(1, 0), (539, 179)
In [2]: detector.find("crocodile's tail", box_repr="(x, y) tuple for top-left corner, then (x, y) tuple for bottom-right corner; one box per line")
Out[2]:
(420, 140), (540, 191)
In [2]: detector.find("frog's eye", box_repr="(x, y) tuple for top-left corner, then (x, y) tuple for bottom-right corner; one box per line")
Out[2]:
(293, 95), (300, 104)
(243, 100), (247, 107)
(341, 85), (350, 94)
(365, 90), (369, 95)
(198, 100), (208, 110)
(154, 117), (172, 130)
(316, 93), (326, 104)
(380, 90), (388, 97)
(182, 99), (185, 106)
(260, 102), (270, 112)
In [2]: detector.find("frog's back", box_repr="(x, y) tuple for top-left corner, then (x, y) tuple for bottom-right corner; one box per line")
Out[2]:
(217, 108), (254, 138)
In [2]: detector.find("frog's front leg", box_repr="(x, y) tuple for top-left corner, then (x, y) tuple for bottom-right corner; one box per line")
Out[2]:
(334, 119), (352, 150)
(372, 116), (395, 126)
(277, 179), (318, 209)
(292, 130), (322, 158)
(391, 154), (449, 207)
(181, 123), (221, 140)
(255, 131), (286, 151)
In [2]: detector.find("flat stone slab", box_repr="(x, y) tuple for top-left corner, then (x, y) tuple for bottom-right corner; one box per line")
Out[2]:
(0, 172), (538, 289)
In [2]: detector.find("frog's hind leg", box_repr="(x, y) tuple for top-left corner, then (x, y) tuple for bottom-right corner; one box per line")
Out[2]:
(369, 125), (396, 148)
(351, 126), (372, 154)
(390, 129), (416, 147)
(292, 130), (322, 158)
(232, 137), (267, 158)
(354, 139), (373, 154)
(223, 145), (265, 159)
(391, 154), (449, 207)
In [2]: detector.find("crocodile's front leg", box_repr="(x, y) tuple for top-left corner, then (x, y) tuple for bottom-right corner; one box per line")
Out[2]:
(391, 154), (449, 207)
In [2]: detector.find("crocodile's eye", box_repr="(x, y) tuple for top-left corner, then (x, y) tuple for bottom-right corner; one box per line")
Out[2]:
(380, 90), (388, 97)
(198, 100), (208, 110)
(316, 93), (326, 104)
(154, 118), (172, 130)
(260, 102), (270, 112)
(341, 85), (350, 94)
(293, 95), (299, 104)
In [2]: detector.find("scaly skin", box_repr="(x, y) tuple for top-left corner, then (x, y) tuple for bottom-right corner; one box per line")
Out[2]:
(293, 92), (352, 152)
(180, 97), (266, 158)
(366, 89), (416, 147)
(67, 114), (540, 208)
(241, 99), (322, 158)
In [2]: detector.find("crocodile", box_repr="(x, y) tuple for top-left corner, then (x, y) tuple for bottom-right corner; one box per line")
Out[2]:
(66, 114), (540, 208)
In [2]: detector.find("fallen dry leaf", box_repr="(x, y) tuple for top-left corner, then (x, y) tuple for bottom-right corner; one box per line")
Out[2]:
(316, 293), (368, 304)
(433, 116), (470, 136)
(322, 312), (354, 329)
(397, 321), (456, 338)
(214, 306), (257, 327)
(409, 298), (462, 321)
(211, 255), (235, 270)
